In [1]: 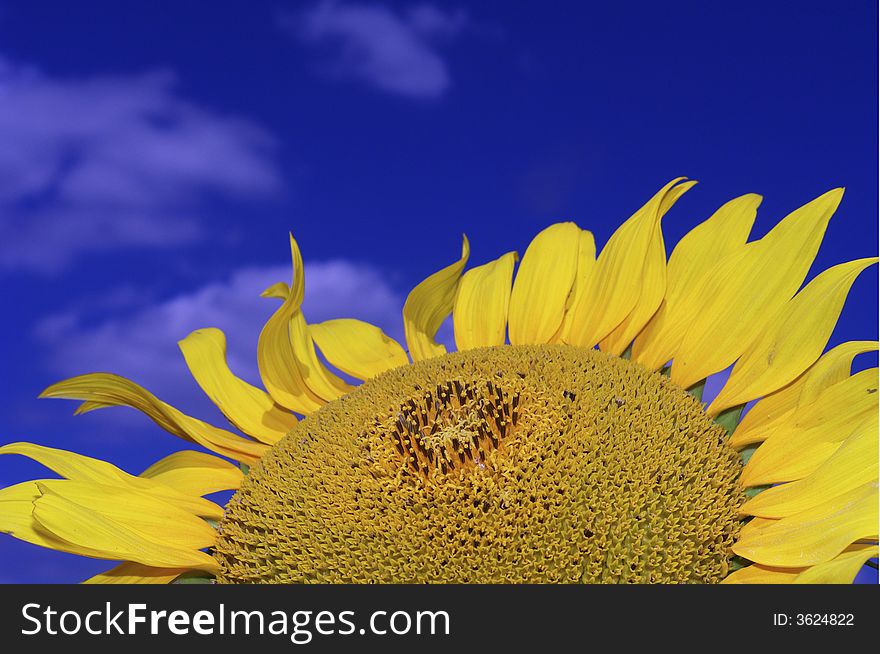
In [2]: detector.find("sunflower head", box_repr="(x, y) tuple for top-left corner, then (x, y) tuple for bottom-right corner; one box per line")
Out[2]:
(1, 178), (877, 584)
(215, 344), (743, 583)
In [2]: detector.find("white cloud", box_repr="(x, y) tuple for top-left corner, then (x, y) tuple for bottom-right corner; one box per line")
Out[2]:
(285, 1), (468, 98)
(0, 56), (280, 273)
(35, 259), (406, 418)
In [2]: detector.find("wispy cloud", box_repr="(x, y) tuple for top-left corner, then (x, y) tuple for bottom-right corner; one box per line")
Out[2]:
(0, 55), (280, 273)
(283, 1), (469, 99)
(35, 259), (405, 417)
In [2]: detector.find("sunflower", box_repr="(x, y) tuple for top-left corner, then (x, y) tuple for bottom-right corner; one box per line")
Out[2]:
(1, 178), (877, 584)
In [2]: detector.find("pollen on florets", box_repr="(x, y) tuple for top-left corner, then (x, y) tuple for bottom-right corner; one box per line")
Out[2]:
(213, 344), (743, 583)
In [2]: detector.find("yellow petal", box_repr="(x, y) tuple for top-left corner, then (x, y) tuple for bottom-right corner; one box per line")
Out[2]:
(403, 236), (470, 361)
(599, 214), (667, 356)
(0, 482), (110, 558)
(740, 370), (878, 486)
(311, 319), (409, 380)
(632, 194), (760, 370)
(740, 516), (778, 540)
(0, 442), (134, 486)
(508, 223), (581, 345)
(565, 178), (694, 348)
(84, 562), (188, 584)
(730, 381), (805, 450)
(140, 450), (243, 496)
(748, 411), (878, 489)
(558, 230), (597, 341)
(179, 328), (297, 445)
(670, 188), (843, 389)
(32, 492), (219, 573)
(261, 281), (290, 300)
(256, 235), (325, 414)
(723, 544), (878, 584)
(799, 341), (878, 405)
(255, 237), (357, 405)
(721, 564), (801, 584)
(793, 545), (879, 584)
(708, 258), (877, 416)
(454, 251), (518, 350)
(601, 181), (699, 355)
(288, 311), (354, 400)
(732, 481), (878, 567)
(741, 428), (878, 518)
(723, 546), (878, 584)
(730, 340), (878, 448)
(657, 180), (697, 216)
(35, 481), (217, 550)
(0, 442), (224, 518)
(40, 373), (268, 465)
(0, 481), (47, 502)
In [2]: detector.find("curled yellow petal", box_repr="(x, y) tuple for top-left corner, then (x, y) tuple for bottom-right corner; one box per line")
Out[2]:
(0, 442), (224, 518)
(657, 180), (697, 216)
(741, 428), (878, 518)
(35, 480), (217, 550)
(40, 373), (268, 465)
(632, 194), (760, 370)
(599, 213), (667, 356)
(32, 491), (219, 573)
(732, 481), (878, 567)
(310, 319), (409, 380)
(599, 181), (698, 355)
(261, 281), (290, 300)
(140, 450), (244, 496)
(454, 251), (518, 350)
(403, 236), (470, 361)
(179, 328), (298, 445)
(565, 178), (694, 348)
(508, 223), (581, 345)
(257, 236), (353, 407)
(84, 562), (189, 584)
(708, 258), (877, 416)
(257, 235), (325, 414)
(730, 340), (878, 448)
(671, 188), (843, 389)
(289, 311), (353, 401)
(740, 370), (878, 486)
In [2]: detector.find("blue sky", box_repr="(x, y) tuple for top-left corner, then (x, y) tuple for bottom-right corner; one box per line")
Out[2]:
(0, 1), (877, 583)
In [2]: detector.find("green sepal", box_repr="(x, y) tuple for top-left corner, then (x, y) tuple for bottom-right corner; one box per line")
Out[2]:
(728, 555), (751, 572)
(744, 484), (770, 499)
(738, 443), (759, 466)
(240, 462), (250, 476)
(687, 378), (706, 402)
(172, 572), (215, 584)
(714, 404), (744, 435)
(737, 445), (767, 497)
